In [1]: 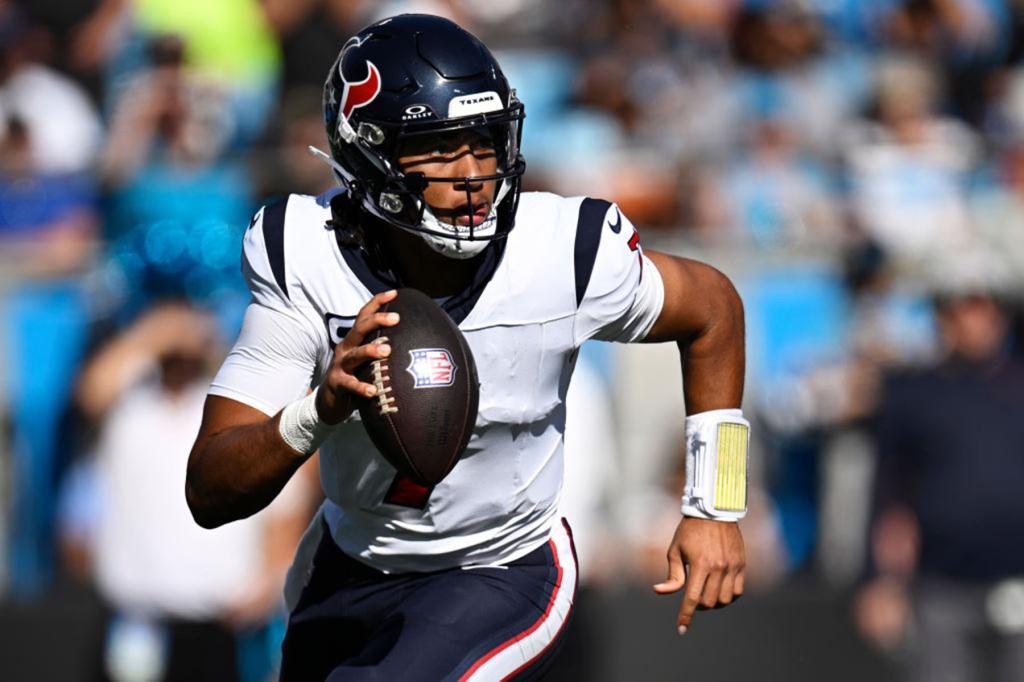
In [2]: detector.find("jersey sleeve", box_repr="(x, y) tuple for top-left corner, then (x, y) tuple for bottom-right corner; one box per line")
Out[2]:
(208, 202), (324, 416)
(572, 199), (665, 345)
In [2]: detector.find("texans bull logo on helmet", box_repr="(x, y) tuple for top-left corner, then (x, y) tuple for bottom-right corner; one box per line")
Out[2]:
(324, 34), (382, 140)
(340, 60), (381, 121)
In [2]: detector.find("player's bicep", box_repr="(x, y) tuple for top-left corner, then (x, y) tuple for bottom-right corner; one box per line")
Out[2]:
(194, 394), (270, 443)
(208, 301), (321, 416)
(641, 251), (742, 345)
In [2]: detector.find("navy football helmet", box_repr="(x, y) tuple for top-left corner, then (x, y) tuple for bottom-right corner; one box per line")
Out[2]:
(318, 14), (526, 258)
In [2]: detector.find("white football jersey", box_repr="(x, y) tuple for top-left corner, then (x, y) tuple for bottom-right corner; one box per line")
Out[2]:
(209, 190), (665, 573)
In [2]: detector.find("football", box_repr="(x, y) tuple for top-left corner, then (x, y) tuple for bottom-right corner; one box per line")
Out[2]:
(356, 288), (480, 486)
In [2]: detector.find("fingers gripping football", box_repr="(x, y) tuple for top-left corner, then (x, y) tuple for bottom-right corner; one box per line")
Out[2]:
(316, 290), (400, 424)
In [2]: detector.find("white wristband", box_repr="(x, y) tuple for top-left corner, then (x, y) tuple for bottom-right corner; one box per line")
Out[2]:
(682, 408), (750, 521)
(278, 388), (337, 456)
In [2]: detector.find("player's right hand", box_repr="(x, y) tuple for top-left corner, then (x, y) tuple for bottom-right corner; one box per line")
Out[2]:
(653, 516), (745, 635)
(316, 289), (400, 424)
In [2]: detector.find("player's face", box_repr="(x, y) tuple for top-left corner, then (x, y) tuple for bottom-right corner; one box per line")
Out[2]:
(398, 129), (498, 228)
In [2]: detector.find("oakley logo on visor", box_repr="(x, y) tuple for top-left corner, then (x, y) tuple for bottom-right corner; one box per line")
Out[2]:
(402, 104), (435, 121)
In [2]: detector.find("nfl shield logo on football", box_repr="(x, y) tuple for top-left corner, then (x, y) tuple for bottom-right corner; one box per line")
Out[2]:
(406, 348), (458, 388)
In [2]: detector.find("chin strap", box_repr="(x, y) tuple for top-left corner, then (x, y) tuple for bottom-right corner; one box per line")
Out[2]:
(416, 209), (494, 259)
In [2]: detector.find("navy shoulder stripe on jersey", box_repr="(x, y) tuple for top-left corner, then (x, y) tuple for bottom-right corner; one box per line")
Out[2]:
(573, 198), (610, 307)
(262, 197), (289, 298)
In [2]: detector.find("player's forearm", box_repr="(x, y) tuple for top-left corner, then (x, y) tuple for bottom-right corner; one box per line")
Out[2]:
(680, 280), (744, 414)
(644, 252), (745, 413)
(186, 405), (309, 528)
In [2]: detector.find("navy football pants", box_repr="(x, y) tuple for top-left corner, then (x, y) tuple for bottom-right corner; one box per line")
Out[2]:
(279, 520), (578, 681)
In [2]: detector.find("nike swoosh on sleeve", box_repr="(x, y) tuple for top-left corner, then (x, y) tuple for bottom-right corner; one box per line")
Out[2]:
(608, 208), (622, 234)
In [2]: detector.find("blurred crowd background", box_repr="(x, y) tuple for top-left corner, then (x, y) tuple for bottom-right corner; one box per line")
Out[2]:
(1, 0), (1023, 680)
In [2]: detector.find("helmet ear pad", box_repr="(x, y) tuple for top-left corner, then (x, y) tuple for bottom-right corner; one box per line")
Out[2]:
(320, 14), (527, 253)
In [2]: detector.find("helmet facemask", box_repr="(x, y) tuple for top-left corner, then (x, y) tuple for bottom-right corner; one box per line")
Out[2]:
(389, 113), (524, 257)
(319, 89), (525, 259)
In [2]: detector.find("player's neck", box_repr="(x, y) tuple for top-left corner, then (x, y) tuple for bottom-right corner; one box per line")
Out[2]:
(374, 224), (481, 297)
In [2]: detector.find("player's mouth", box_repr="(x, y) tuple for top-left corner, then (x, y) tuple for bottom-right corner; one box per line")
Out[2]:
(453, 202), (490, 227)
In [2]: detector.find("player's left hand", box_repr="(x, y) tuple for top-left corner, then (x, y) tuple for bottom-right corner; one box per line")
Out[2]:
(653, 517), (745, 635)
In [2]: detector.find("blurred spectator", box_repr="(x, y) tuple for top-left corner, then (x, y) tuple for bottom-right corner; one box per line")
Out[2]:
(100, 36), (232, 188)
(72, 0), (280, 143)
(969, 138), (1024, 284)
(0, 5), (102, 175)
(843, 57), (979, 267)
(760, 243), (938, 439)
(0, 4), (102, 597)
(0, 5), (101, 279)
(0, 117), (98, 279)
(728, 3), (872, 158)
(778, 243), (938, 584)
(856, 286), (1024, 681)
(63, 303), (315, 682)
(697, 116), (843, 247)
(98, 38), (251, 322)
(882, 0), (1010, 126)
(272, 0), (371, 88)
(252, 86), (334, 200)
(530, 1), (688, 223)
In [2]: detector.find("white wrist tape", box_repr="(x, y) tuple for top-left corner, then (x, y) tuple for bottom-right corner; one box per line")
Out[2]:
(278, 389), (337, 456)
(682, 408), (750, 521)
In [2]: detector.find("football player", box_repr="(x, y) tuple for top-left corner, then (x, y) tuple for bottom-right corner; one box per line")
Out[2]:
(186, 14), (747, 681)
